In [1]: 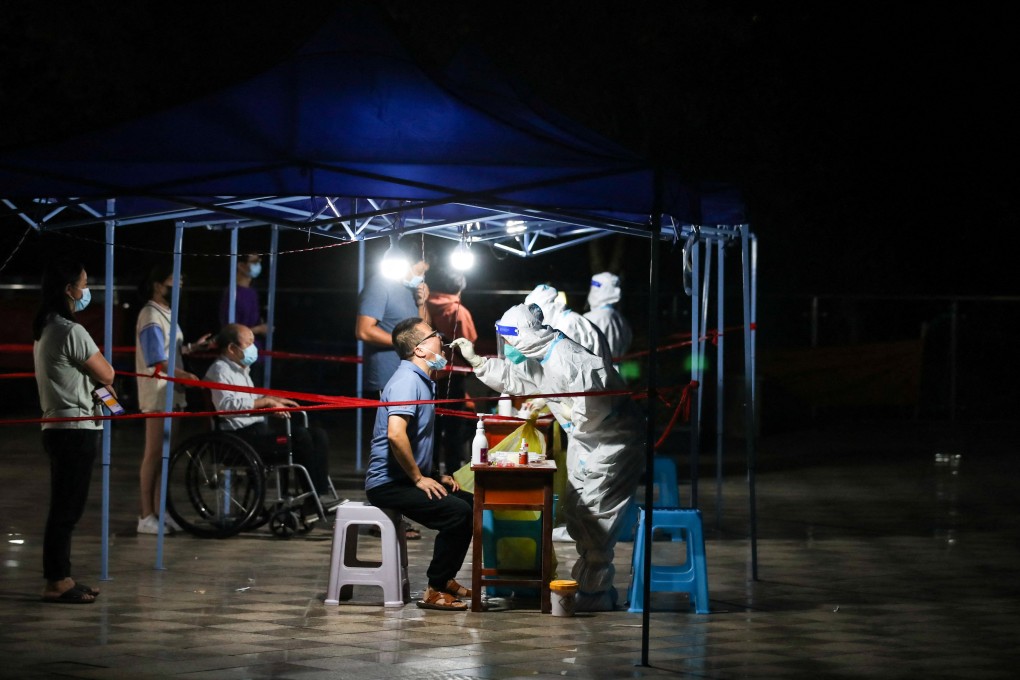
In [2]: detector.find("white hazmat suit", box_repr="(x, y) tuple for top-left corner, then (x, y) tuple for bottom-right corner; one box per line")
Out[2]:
(583, 272), (632, 359)
(451, 304), (643, 611)
(524, 284), (615, 369)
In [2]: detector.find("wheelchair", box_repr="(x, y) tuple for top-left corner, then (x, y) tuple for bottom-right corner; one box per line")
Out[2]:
(165, 392), (340, 539)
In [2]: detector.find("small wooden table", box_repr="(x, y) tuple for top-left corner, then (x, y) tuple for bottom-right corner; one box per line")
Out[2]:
(470, 459), (557, 613)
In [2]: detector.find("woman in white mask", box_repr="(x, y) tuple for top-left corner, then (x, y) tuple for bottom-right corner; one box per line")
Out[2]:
(33, 259), (116, 603)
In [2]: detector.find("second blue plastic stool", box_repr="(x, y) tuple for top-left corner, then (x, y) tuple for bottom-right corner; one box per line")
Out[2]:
(627, 507), (709, 614)
(620, 455), (681, 541)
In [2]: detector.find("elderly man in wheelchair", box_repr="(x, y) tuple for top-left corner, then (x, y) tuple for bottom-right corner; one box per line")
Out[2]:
(165, 323), (340, 538)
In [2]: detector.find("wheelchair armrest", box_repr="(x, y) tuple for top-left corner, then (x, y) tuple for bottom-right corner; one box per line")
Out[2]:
(279, 410), (309, 436)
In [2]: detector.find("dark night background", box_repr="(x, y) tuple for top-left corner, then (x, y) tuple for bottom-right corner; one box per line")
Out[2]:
(2, 2), (1018, 419)
(2, 2), (1017, 294)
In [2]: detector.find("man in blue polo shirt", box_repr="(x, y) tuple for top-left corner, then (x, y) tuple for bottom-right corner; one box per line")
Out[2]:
(365, 318), (474, 611)
(355, 239), (429, 395)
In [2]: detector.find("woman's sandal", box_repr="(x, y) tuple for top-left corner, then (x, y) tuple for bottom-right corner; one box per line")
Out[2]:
(416, 587), (467, 611)
(41, 588), (95, 604)
(73, 582), (100, 597)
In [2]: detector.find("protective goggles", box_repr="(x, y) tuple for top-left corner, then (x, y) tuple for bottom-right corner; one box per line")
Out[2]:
(590, 279), (602, 287)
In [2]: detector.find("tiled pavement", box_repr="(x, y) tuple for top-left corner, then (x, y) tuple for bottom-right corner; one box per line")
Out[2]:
(1, 419), (1019, 679)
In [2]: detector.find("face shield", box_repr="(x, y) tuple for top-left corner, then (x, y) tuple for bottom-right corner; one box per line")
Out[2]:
(494, 322), (519, 359)
(587, 272), (621, 309)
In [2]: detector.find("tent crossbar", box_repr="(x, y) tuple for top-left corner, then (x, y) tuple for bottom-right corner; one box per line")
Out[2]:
(525, 231), (611, 256)
(324, 197), (357, 239)
(1, 198), (41, 230)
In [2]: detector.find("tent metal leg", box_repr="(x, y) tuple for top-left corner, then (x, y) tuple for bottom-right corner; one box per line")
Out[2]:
(639, 180), (662, 668)
(689, 239), (701, 507)
(741, 225), (759, 580)
(228, 229), (238, 323)
(716, 240), (725, 531)
(155, 223), (185, 570)
(355, 238), (366, 472)
(100, 204), (115, 581)
(264, 226), (279, 389)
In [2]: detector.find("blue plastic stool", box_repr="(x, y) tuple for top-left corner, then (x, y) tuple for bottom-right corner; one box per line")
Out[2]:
(620, 456), (681, 542)
(627, 507), (709, 614)
(482, 496), (557, 597)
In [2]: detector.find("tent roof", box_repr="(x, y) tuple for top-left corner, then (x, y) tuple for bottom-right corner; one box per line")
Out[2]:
(0, 2), (747, 255)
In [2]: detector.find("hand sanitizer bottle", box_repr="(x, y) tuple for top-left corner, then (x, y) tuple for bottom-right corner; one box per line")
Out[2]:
(471, 414), (489, 465)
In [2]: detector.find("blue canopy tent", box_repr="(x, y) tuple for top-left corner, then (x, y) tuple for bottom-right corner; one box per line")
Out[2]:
(0, 2), (756, 659)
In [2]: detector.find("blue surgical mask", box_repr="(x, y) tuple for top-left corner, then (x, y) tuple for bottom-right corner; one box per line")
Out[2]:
(73, 287), (91, 312)
(403, 274), (424, 289)
(248, 262), (262, 279)
(425, 352), (447, 371)
(240, 343), (259, 367)
(504, 345), (527, 364)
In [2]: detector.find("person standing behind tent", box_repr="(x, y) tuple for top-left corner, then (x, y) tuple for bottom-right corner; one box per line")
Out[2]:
(425, 266), (477, 473)
(524, 283), (615, 370)
(135, 262), (210, 536)
(219, 252), (267, 384)
(33, 259), (115, 603)
(356, 237), (430, 394)
(583, 272), (632, 360)
(355, 236), (430, 539)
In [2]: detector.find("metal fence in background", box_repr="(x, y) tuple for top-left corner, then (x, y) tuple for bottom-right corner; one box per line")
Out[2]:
(760, 294), (1020, 422)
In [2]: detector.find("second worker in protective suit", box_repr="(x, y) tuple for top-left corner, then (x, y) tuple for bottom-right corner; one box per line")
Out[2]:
(451, 304), (643, 611)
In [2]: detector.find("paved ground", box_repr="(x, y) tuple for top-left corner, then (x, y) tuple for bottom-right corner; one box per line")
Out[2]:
(1, 418), (1018, 679)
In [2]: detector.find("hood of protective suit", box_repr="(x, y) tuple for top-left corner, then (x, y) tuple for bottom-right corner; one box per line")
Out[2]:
(524, 284), (565, 328)
(496, 303), (557, 357)
(587, 272), (621, 309)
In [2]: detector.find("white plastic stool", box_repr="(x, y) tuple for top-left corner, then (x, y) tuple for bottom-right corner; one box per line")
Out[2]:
(324, 501), (410, 607)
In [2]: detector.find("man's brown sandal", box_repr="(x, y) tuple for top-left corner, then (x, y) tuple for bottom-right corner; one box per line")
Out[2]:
(443, 579), (472, 598)
(416, 587), (467, 611)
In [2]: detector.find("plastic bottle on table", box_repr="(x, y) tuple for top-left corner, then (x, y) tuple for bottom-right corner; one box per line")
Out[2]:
(497, 393), (513, 417)
(471, 414), (489, 465)
(518, 438), (529, 465)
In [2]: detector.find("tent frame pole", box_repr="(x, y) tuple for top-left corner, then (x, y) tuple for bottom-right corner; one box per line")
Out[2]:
(155, 222), (185, 570)
(639, 172), (663, 667)
(740, 225), (759, 579)
(264, 226), (279, 388)
(715, 240), (725, 530)
(100, 200), (115, 581)
(689, 238), (701, 507)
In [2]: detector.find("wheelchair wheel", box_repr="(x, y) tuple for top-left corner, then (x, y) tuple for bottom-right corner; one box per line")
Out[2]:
(166, 433), (265, 538)
(269, 509), (301, 538)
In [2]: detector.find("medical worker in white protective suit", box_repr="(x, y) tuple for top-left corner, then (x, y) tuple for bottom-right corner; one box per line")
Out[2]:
(524, 284), (615, 370)
(583, 272), (632, 360)
(450, 304), (643, 611)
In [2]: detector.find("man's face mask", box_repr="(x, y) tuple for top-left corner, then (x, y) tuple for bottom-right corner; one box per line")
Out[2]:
(240, 343), (259, 367)
(425, 352), (447, 371)
(403, 274), (424, 289)
(248, 262), (262, 279)
(504, 345), (527, 364)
